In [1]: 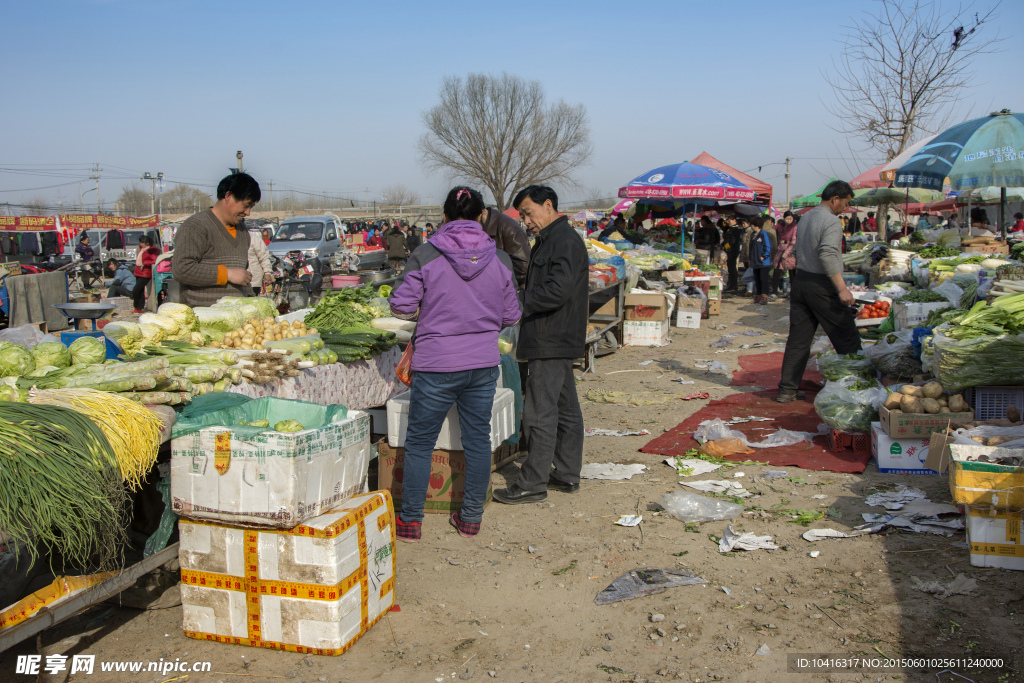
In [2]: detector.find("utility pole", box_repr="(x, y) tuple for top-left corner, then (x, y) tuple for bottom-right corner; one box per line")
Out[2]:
(236, 151), (243, 172)
(785, 157), (791, 206)
(364, 187), (369, 210)
(142, 172), (163, 216)
(90, 164), (101, 213)
(78, 183), (83, 212)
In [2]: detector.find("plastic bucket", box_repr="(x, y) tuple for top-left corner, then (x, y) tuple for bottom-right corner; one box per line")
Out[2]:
(331, 275), (361, 288)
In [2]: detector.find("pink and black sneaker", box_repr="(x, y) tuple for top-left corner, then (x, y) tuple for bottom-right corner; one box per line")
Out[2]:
(396, 515), (421, 542)
(449, 511), (480, 538)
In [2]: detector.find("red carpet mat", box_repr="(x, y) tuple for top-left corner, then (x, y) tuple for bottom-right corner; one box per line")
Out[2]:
(639, 390), (872, 473)
(730, 351), (823, 392)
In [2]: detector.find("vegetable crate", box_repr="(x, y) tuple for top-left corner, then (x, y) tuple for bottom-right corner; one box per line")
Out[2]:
(962, 386), (1024, 421)
(100, 296), (133, 317)
(180, 491), (396, 654)
(827, 428), (871, 455)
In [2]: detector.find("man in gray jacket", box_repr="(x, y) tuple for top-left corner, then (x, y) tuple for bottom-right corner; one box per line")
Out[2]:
(777, 180), (859, 403)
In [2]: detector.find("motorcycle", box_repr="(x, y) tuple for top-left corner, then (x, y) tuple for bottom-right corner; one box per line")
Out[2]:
(23, 258), (104, 293)
(267, 251), (326, 313)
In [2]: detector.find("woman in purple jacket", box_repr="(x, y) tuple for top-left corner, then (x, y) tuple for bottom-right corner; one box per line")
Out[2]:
(389, 186), (521, 541)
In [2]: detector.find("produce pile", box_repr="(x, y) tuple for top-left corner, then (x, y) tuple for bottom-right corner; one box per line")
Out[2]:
(0, 402), (129, 571)
(304, 285), (385, 330)
(881, 381), (968, 416)
(856, 298), (890, 321)
(927, 293), (1024, 391)
(816, 351), (876, 382)
(813, 375), (886, 433)
(207, 317), (315, 351)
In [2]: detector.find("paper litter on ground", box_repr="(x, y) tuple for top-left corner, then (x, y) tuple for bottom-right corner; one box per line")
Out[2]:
(760, 470), (789, 479)
(672, 378), (696, 385)
(718, 523), (778, 552)
(580, 463), (648, 480)
(665, 457), (722, 477)
(585, 428), (652, 437)
(912, 573), (978, 599)
(802, 524), (885, 542)
(683, 480), (751, 497)
(615, 515), (643, 527)
(594, 568), (707, 605)
(638, 360), (654, 366)
(865, 486), (927, 510)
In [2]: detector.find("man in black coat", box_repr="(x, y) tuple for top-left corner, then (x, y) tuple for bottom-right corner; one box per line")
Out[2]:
(494, 185), (589, 504)
(406, 225), (422, 252)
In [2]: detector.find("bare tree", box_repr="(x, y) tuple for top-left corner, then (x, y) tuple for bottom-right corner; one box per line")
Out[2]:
(380, 185), (421, 207)
(117, 184), (152, 216)
(161, 184), (213, 215)
(418, 73), (592, 210)
(825, 0), (1001, 162)
(19, 197), (51, 215)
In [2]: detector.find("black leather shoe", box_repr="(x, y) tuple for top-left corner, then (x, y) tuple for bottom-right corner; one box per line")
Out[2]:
(493, 484), (548, 505)
(547, 477), (580, 493)
(775, 390), (807, 404)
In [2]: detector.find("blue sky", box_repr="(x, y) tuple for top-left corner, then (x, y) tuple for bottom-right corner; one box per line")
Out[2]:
(1, 0), (1020, 210)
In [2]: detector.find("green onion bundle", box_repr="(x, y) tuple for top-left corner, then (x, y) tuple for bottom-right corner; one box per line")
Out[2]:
(0, 402), (128, 571)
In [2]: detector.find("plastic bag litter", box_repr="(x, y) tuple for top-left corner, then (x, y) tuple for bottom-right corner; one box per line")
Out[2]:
(864, 330), (921, 378)
(699, 438), (754, 458)
(815, 350), (875, 382)
(657, 490), (745, 523)
(719, 524), (778, 552)
(594, 568), (707, 605)
(933, 279), (964, 306)
(694, 418), (822, 449)
(0, 324), (59, 349)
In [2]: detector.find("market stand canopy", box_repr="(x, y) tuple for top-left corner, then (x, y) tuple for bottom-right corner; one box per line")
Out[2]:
(894, 109), (1024, 192)
(790, 178), (837, 208)
(690, 152), (772, 203)
(618, 162), (756, 202)
(850, 163), (890, 190)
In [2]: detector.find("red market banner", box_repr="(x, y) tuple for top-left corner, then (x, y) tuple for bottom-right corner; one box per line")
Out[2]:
(59, 214), (160, 230)
(0, 216), (57, 231)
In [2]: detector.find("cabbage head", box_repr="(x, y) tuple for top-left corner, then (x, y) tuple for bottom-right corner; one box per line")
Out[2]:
(157, 303), (199, 331)
(31, 341), (71, 369)
(104, 322), (143, 355)
(240, 297), (277, 319)
(139, 323), (165, 344)
(138, 313), (182, 336)
(200, 326), (226, 342)
(195, 306), (244, 333)
(69, 336), (107, 365)
(25, 365), (59, 378)
(0, 342), (35, 377)
(213, 300), (259, 321)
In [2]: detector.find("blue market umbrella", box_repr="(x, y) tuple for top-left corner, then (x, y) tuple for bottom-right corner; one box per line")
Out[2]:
(894, 109), (1024, 234)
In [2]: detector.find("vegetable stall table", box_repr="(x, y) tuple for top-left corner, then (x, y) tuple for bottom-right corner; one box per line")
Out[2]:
(583, 277), (626, 374)
(226, 345), (404, 410)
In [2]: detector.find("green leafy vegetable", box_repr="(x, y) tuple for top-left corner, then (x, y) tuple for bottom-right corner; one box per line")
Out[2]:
(0, 342), (35, 377)
(68, 336), (106, 365)
(30, 341), (71, 369)
(898, 290), (948, 304)
(274, 419), (305, 433)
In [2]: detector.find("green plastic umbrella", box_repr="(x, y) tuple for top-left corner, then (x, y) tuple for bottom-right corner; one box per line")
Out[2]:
(852, 187), (943, 206)
(957, 186), (1024, 204)
(789, 178), (837, 208)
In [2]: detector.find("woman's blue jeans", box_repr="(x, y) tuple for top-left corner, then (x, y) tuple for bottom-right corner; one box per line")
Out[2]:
(399, 366), (499, 524)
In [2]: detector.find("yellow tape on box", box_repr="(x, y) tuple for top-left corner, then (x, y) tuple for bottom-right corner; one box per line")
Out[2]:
(179, 490), (396, 655)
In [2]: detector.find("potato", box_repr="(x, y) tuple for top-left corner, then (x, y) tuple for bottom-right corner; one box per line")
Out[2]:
(900, 385), (923, 397)
(939, 407), (952, 413)
(1008, 406), (1021, 423)
(987, 436), (1014, 446)
(948, 394), (967, 413)
(889, 409), (903, 415)
(922, 381), (944, 399)
(971, 436), (986, 443)
(920, 398), (941, 414)
(884, 393), (903, 410)
(937, 397), (948, 407)
(901, 395), (923, 413)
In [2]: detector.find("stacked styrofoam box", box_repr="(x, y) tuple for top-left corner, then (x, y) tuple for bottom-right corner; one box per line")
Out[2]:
(171, 411), (372, 528)
(180, 491), (397, 653)
(386, 388), (515, 451)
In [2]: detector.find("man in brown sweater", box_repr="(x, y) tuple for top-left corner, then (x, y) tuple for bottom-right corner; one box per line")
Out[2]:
(173, 173), (260, 307)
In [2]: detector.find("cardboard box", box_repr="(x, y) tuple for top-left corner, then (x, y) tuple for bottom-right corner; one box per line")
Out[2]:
(948, 443), (1024, 510)
(675, 309), (700, 329)
(179, 491), (396, 655)
(171, 408), (372, 528)
(962, 242), (1009, 255)
(966, 506), (1024, 571)
(925, 430), (955, 474)
(623, 319), (670, 347)
(870, 422), (938, 474)
(894, 300), (951, 330)
(707, 300), (721, 316)
(386, 388), (515, 450)
(707, 276), (722, 301)
(592, 297), (619, 317)
(624, 292), (669, 321)
(376, 439), (493, 513)
(879, 405), (973, 438)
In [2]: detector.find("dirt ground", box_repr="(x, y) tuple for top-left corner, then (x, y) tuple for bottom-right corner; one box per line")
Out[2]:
(3, 293), (1022, 683)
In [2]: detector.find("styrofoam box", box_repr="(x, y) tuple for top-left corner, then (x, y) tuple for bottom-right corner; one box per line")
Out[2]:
(870, 422), (938, 474)
(675, 309), (700, 329)
(623, 319), (670, 347)
(180, 491), (397, 654)
(386, 387), (515, 450)
(966, 506), (1024, 571)
(171, 411), (371, 528)
(894, 300), (949, 330)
